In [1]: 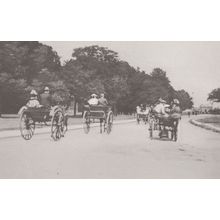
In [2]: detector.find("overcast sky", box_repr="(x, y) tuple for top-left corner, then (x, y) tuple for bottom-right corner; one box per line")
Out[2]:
(42, 41), (220, 106)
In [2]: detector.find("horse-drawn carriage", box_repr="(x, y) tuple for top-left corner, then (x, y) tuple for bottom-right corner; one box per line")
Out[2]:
(19, 105), (68, 141)
(148, 112), (180, 141)
(136, 106), (150, 124)
(136, 109), (149, 124)
(82, 105), (113, 134)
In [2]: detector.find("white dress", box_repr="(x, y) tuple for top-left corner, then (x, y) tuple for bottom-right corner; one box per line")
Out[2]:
(88, 98), (99, 105)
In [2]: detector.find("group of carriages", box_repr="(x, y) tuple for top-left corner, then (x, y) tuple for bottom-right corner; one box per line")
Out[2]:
(18, 87), (181, 142)
(136, 98), (181, 141)
(19, 91), (114, 141)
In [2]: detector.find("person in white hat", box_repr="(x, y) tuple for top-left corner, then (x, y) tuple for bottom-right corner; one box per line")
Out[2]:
(88, 93), (98, 105)
(26, 90), (41, 108)
(154, 98), (169, 116)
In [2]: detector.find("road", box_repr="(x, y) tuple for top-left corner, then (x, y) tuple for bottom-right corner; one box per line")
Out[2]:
(0, 116), (220, 178)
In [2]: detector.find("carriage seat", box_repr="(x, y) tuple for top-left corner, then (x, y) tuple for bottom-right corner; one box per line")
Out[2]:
(84, 105), (111, 112)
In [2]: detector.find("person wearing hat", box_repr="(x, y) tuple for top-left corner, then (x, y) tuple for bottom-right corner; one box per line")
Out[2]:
(136, 104), (141, 114)
(154, 98), (169, 116)
(88, 94), (98, 105)
(170, 99), (181, 119)
(98, 93), (108, 106)
(40, 87), (52, 108)
(26, 90), (41, 108)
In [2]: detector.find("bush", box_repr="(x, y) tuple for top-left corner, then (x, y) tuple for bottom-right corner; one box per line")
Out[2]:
(209, 108), (220, 115)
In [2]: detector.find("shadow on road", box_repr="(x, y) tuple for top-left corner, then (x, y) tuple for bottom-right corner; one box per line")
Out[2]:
(150, 137), (173, 142)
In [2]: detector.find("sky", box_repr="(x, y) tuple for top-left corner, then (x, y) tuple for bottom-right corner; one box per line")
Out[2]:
(42, 41), (220, 107)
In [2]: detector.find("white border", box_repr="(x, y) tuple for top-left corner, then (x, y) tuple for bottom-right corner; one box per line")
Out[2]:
(1, 0), (220, 40)
(0, 180), (220, 220)
(1, 0), (220, 220)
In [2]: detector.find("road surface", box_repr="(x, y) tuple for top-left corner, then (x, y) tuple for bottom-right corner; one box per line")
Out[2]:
(0, 116), (220, 178)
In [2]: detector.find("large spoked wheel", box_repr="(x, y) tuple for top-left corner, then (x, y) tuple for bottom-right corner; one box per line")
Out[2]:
(136, 114), (140, 124)
(149, 118), (155, 139)
(173, 129), (178, 141)
(171, 120), (178, 141)
(106, 111), (113, 134)
(51, 109), (64, 141)
(143, 116), (147, 124)
(83, 111), (90, 134)
(20, 112), (35, 140)
(63, 114), (68, 135)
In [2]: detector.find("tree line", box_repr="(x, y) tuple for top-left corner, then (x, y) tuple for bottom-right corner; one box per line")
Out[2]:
(208, 88), (220, 102)
(0, 42), (193, 114)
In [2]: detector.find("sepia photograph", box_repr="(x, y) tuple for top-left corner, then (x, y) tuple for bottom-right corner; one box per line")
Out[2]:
(2, 1), (220, 219)
(0, 41), (220, 178)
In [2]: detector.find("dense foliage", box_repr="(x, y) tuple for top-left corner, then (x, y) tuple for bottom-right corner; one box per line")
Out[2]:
(0, 42), (193, 114)
(208, 88), (220, 102)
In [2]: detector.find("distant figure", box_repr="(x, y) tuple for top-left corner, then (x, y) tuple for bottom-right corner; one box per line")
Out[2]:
(188, 111), (191, 117)
(40, 87), (51, 108)
(88, 94), (98, 105)
(26, 90), (41, 108)
(98, 93), (108, 106)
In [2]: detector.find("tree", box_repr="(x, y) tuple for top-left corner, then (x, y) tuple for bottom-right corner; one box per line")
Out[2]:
(0, 42), (60, 82)
(62, 45), (128, 114)
(72, 45), (119, 63)
(0, 41), (61, 113)
(0, 72), (27, 113)
(0, 43), (194, 115)
(132, 68), (175, 108)
(174, 90), (193, 110)
(208, 88), (220, 102)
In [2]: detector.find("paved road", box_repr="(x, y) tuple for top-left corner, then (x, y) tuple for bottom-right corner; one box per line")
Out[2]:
(0, 116), (220, 178)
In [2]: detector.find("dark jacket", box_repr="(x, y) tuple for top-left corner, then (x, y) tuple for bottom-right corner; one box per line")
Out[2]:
(98, 97), (108, 106)
(40, 93), (51, 107)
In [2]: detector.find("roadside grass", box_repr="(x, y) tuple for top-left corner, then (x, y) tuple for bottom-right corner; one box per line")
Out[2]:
(197, 115), (220, 124)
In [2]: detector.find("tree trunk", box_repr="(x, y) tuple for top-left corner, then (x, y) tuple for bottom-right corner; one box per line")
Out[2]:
(74, 101), (77, 116)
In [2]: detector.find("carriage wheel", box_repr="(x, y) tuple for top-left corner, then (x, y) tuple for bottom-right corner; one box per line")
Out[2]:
(100, 119), (104, 134)
(173, 130), (177, 141)
(83, 111), (90, 134)
(171, 130), (174, 140)
(149, 118), (154, 139)
(19, 112), (35, 140)
(137, 115), (140, 124)
(51, 109), (64, 141)
(171, 120), (178, 141)
(63, 114), (68, 134)
(106, 111), (113, 134)
(172, 126), (178, 141)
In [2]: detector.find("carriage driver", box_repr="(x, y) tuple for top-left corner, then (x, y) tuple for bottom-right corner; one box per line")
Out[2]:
(170, 99), (181, 119)
(88, 94), (99, 105)
(40, 87), (52, 108)
(98, 93), (108, 106)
